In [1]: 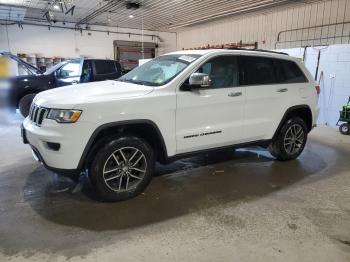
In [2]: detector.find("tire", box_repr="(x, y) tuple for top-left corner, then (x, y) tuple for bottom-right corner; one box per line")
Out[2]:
(89, 135), (155, 202)
(19, 94), (36, 117)
(339, 123), (350, 135)
(269, 117), (308, 161)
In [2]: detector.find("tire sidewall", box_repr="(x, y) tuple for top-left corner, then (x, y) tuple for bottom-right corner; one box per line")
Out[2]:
(19, 94), (36, 117)
(90, 136), (154, 202)
(273, 117), (308, 160)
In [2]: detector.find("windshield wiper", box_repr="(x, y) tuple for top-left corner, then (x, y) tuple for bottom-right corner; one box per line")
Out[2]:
(117, 79), (158, 86)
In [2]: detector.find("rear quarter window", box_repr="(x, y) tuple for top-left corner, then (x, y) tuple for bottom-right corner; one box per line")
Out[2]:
(94, 60), (117, 75)
(274, 59), (308, 84)
(240, 55), (308, 86)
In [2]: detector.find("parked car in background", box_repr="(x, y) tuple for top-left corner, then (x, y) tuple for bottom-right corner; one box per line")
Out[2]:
(10, 58), (122, 117)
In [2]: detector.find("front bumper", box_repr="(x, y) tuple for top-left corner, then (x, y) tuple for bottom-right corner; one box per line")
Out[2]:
(22, 117), (94, 173)
(30, 144), (80, 177)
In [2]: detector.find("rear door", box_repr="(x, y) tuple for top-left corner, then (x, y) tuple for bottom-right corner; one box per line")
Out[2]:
(176, 55), (246, 154)
(241, 55), (309, 141)
(92, 60), (121, 81)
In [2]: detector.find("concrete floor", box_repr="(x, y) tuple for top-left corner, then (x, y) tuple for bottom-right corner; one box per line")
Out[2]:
(0, 114), (350, 262)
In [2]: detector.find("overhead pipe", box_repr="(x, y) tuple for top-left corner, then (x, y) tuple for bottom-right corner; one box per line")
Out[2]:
(276, 21), (350, 48)
(0, 20), (162, 42)
(78, 0), (123, 25)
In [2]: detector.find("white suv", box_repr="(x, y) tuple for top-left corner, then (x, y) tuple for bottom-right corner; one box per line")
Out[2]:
(22, 49), (320, 201)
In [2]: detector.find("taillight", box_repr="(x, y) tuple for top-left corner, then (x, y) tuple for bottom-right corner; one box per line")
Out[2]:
(315, 85), (321, 95)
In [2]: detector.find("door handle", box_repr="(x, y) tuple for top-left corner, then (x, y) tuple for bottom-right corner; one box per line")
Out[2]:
(228, 92), (242, 97)
(277, 88), (288, 93)
(72, 80), (79, 84)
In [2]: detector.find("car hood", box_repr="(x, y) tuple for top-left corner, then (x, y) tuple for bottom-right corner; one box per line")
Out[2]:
(10, 74), (50, 86)
(34, 80), (154, 108)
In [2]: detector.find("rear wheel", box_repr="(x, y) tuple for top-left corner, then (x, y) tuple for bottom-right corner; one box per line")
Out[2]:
(18, 94), (36, 117)
(339, 123), (350, 135)
(89, 135), (155, 202)
(269, 117), (308, 161)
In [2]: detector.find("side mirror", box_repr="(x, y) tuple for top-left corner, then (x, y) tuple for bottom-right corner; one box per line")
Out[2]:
(189, 73), (211, 88)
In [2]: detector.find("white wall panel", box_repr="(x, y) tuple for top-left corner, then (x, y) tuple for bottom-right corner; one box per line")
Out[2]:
(177, 0), (350, 50)
(0, 24), (176, 59)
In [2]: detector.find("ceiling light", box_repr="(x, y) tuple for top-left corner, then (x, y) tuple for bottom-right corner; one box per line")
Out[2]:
(53, 4), (60, 10)
(129, 15), (134, 18)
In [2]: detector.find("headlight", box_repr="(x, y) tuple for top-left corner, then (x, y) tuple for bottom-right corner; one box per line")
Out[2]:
(47, 109), (82, 123)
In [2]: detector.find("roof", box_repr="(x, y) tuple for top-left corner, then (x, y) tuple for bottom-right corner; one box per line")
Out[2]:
(168, 49), (294, 61)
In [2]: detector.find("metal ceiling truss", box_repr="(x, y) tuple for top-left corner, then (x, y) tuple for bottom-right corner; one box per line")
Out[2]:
(84, 0), (314, 30)
(42, 0), (76, 24)
(78, 0), (124, 25)
(0, 0), (325, 31)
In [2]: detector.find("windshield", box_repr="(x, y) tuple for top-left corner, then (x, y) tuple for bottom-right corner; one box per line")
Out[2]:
(118, 54), (201, 86)
(44, 61), (67, 75)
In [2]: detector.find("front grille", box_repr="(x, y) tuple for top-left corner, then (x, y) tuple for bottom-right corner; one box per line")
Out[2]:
(29, 104), (48, 126)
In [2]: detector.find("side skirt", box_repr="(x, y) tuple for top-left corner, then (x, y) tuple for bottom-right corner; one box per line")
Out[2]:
(164, 139), (271, 164)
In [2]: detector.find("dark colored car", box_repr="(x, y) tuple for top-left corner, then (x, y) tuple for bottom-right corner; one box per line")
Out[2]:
(11, 58), (122, 117)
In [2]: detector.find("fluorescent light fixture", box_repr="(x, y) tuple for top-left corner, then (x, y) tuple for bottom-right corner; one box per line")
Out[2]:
(53, 4), (60, 10)
(129, 15), (134, 18)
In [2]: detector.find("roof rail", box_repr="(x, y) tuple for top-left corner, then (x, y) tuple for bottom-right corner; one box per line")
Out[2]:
(225, 48), (289, 56)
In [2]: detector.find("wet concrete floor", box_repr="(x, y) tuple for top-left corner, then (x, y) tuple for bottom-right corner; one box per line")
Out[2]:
(0, 114), (349, 261)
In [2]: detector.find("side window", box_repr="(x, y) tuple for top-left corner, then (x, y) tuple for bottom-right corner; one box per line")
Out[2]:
(274, 60), (308, 83)
(94, 60), (116, 75)
(196, 56), (239, 88)
(57, 61), (81, 78)
(82, 61), (92, 75)
(241, 56), (276, 85)
(81, 61), (93, 83)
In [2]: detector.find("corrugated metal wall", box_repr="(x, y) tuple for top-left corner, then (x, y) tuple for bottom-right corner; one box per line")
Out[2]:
(176, 0), (350, 50)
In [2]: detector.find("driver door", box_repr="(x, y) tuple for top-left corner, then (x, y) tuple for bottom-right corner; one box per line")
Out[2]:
(55, 59), (83, 87)
(176, 55), (245, 154)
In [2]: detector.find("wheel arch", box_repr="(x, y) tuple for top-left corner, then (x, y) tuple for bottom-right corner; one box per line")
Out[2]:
(78, 120), (168, 170)
(17, 91), (39, 108)
(273, 105), (313, 139)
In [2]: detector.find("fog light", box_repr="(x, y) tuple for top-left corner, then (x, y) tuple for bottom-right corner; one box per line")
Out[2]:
(46, 142), (60, 151)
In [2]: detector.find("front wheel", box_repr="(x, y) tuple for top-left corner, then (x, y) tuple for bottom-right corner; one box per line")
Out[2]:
(18, 94), (36, 117)
(269, 117), (308, 161)
(89, 135), (155, 202)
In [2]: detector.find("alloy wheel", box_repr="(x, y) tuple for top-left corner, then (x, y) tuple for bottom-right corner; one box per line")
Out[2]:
(283, 124), (305, 155)
(102, 147), (147, 192)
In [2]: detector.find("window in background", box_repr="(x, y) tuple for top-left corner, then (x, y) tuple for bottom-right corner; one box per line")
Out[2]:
(58, 60), (81, 78)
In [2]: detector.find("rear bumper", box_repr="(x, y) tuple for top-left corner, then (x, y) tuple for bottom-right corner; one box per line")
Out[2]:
(313, 105), (320, 127)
